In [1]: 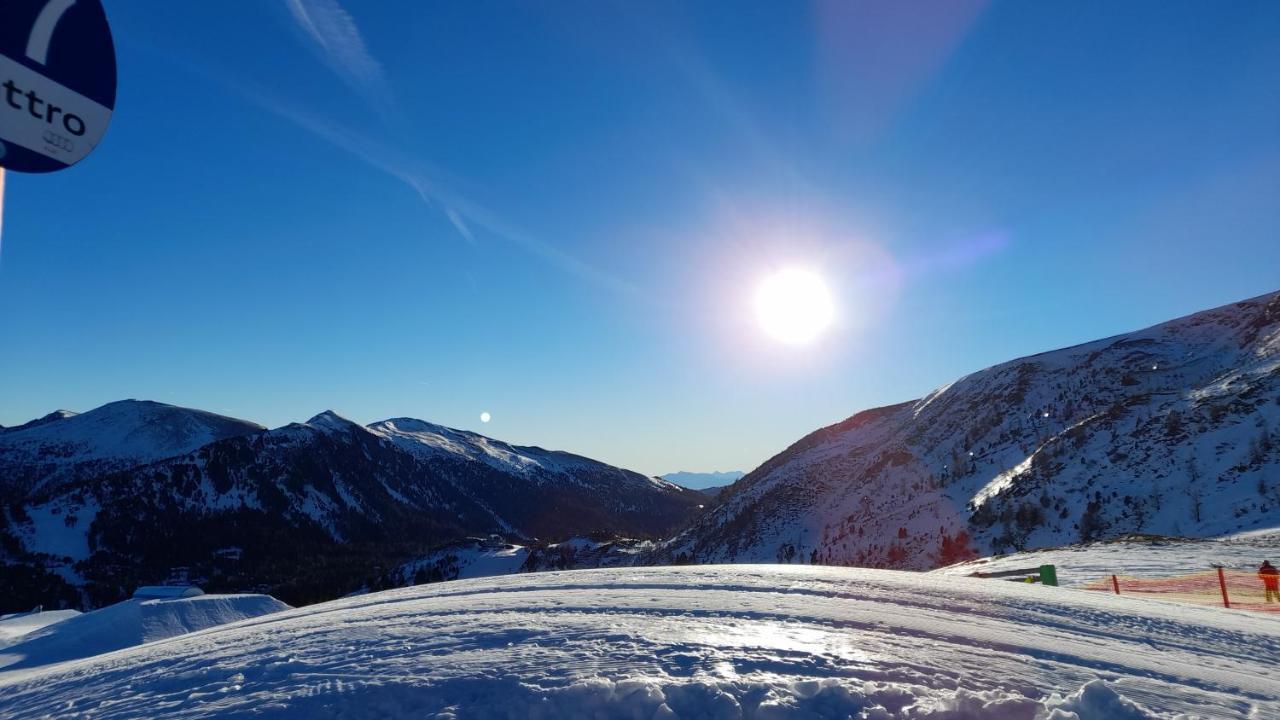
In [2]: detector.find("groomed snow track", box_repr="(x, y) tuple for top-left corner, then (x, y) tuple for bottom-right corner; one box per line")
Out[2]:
(1, 566), (1277, 719)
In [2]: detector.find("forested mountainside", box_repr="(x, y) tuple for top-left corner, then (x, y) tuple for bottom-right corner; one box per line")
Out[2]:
(1, 404), (701, 610)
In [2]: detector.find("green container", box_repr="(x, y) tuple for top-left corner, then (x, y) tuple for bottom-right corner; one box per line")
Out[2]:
(1039, 564), (1058, 587)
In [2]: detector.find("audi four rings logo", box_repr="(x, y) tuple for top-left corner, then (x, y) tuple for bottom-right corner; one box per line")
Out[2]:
(42, 128), (73, 152)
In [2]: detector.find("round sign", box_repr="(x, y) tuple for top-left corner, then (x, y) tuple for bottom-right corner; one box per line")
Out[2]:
(0, 0), (116, 173)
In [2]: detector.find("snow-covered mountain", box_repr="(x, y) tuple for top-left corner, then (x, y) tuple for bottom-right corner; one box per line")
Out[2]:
(0, 401), (264, 501)
(0, 410), (78, 435)
(674, 291), (1280, 569)
(662, 470), (745, 490)
(370, 418), (695, 541)
(1, 407), (702, 610)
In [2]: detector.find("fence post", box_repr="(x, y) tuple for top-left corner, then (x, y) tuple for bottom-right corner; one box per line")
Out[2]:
(1214, 565), (1230, 608)
(1111, 574), (1120, 595)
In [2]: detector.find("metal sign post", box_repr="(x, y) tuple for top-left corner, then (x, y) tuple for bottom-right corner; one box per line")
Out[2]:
(0, 167), (6, 250)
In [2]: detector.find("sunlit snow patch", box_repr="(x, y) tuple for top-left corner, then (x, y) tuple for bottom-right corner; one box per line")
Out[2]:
(0, 566), (1274, 718)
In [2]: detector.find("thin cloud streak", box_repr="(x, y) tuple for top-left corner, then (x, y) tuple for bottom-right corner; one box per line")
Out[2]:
(442, 207), (476, 245)
(272, 3), (638, 294)
(237, 85), (639, 297)
(283, 0), (394, 114)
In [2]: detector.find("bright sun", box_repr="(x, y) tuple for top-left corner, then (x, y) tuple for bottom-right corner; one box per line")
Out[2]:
(754, 268), (835, 345)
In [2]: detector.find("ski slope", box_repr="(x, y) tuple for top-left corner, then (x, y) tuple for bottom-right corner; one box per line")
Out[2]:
(933, 530), (1280, 586)
(1, 566), (1276, 719)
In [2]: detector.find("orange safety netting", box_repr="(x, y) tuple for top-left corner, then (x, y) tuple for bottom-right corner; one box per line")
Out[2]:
(1081, 568), (1280, 613)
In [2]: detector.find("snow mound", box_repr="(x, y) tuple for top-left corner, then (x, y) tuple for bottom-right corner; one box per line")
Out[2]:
(0, 594), (289, 675)
(1043, 679), (1159, 720)
(1, 566), (1275, 718)
(0, 610), (80, 649)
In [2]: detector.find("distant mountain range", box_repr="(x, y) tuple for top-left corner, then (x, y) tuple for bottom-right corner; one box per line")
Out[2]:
(6, 290), (1278, 609)
(0, 403), (702, 611)
(672, 290), (1280, 568)
(661, 470), (745, 490)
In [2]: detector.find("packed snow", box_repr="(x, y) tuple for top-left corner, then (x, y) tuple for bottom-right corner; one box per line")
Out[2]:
(0, 594), (289, 678)
(1, 566), (1276, 718)
(0, 609), (80, 649)
(934, 529), (1280, 587)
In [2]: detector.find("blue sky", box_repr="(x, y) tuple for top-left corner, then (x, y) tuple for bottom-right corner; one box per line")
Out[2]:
(1, 1), (1277, 476)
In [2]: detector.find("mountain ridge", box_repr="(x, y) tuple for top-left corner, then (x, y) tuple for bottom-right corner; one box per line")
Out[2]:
(0, 402), (702, 610)
(0, 400), (265, 502)
(674, 290), (1280, 568)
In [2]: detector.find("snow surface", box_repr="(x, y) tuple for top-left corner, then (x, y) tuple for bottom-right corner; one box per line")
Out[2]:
(0, 594), (289, 677)
(1, 566), (1276, 719)
(16, 499), (95, 560)
(934, 530), (1280, 587)
(392, 540), (529, 583)
(0, 610), (80, 650)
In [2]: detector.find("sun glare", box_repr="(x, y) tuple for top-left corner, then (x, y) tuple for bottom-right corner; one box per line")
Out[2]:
(754, 268), (835, 345)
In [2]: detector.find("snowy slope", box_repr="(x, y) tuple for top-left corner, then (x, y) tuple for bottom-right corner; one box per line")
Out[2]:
(0, 610), (80, 650)
(366, 536), (658, 590)
(0, 400), (264, 499)
(676, 291), (1280, 569)
(370, 418), (700, 540)
(0, 594), (289, 675)
(0, 410), (78, 435)
(933, 529), (1280, 587)
(0, 566), (1276, 718)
